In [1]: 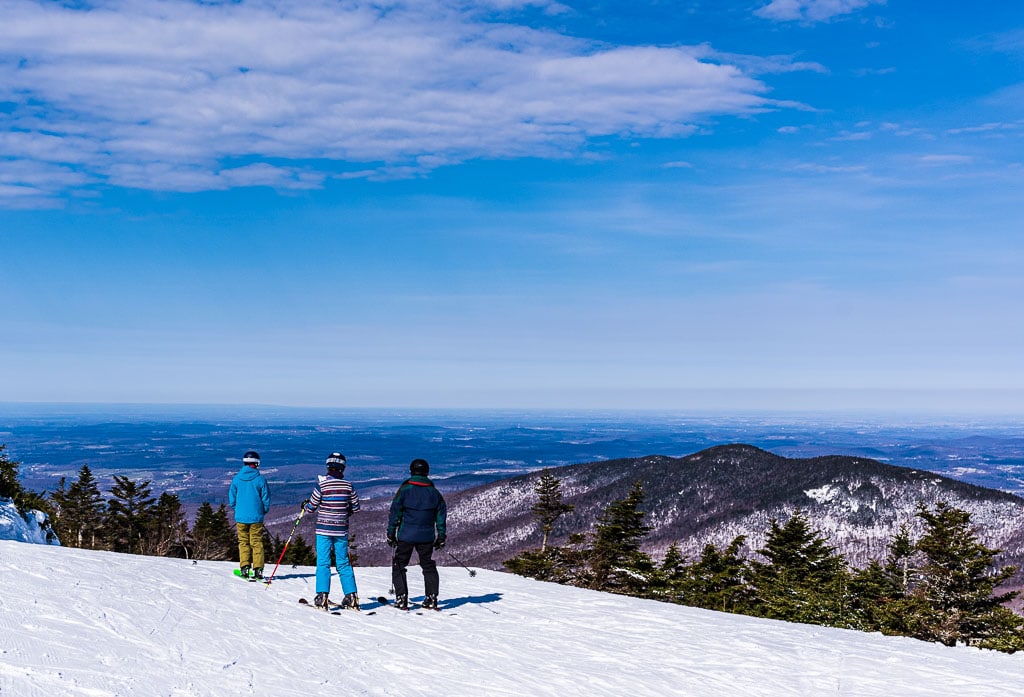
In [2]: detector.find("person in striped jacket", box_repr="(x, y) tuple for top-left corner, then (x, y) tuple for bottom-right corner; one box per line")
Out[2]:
(303, 453), (361, 610)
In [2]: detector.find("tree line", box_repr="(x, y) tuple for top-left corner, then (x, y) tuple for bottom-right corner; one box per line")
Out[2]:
(0, 445), (317, 566)
(506, 472), (1024, 653)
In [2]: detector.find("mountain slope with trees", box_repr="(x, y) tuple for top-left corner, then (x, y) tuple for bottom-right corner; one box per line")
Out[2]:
(352, 444), (1024, 573)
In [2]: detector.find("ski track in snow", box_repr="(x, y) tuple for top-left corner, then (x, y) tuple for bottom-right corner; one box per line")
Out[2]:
(1, 540), (1021, 696)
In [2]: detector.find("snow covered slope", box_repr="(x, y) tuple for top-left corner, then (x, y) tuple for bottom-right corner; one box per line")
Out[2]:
(0, 540), (1020, 696)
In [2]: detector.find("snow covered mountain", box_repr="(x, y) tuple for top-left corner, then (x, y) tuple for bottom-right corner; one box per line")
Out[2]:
(0, 539), (1020, 696)
(351, 444), (1024, 572)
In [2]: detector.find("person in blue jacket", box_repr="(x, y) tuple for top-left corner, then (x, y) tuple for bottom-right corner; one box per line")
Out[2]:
(228, 450), (271, 580)
(387, 458), (447, 610)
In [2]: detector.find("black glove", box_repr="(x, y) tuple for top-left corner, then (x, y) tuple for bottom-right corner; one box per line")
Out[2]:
(434, 535), (446, 550)
(386, 531), (397, 548)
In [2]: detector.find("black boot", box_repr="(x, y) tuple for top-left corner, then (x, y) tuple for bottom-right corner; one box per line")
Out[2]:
(314, 592), (330, 610)
(341, 593), (360, 611)
(393, 594), (409, 610)
(421, 594), (439, 610)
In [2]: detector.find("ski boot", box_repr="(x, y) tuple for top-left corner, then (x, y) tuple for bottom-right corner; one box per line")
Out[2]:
(421, 594), (439, 610)
(314, 592), (330, 611)
(252, 567), (264, 581)
(341, 593), (360, 611)
(239, 565), (251, 580)
(393, 594), (409, 611)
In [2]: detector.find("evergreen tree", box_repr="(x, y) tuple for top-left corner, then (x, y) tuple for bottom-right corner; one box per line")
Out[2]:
(531, 471), (575, 551)
(192, 502), (238, 561)
(848, 529), (920, 635)
(50, 464), (106, 549)
(505, 472), (579, 582)
(0, 444), (50, 515)
(0, 443), (20, 501)
(504, 548), (559, 580)
(284, 534), (317, 566)
(676, 536), (750, 613)
(885, 525), (915, 595)
(908, 502), (1020, 647)
(104, 475), (157, 554)
(748, 511), (851, 627)
(589, 481), (654, 594)
(144, 492), (190, 557)
(654, 542), (687, 595)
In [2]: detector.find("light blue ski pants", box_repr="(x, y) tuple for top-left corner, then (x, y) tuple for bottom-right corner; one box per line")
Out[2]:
(315, 534), (358, 596)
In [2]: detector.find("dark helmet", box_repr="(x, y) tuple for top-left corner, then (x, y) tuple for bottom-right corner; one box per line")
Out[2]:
(410, 458), (429, 476)
(243, 451), (260, 467)
(326, 452), (346, 474)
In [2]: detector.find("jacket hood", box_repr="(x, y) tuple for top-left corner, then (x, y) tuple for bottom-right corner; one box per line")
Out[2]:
(236, 466), (262, 481)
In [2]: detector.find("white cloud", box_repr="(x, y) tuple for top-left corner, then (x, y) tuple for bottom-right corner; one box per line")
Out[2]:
(755, 0), (885, 24)
(0, 0), (801, 200)
(918, 154), (975, 166)
(946, 121), (1023, 135)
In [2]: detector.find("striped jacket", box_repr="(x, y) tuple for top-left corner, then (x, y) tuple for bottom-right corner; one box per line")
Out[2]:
(304, 474), (360, 537)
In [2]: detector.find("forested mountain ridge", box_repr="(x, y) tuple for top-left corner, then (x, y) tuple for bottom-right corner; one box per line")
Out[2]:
(351, 444), (1024, 571)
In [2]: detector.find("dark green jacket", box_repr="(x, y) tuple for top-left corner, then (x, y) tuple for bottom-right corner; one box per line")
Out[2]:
(387, 475), (447, 544)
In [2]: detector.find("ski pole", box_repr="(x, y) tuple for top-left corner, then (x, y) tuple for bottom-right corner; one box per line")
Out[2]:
(264, 504), (307, 588)
(444, 549), (477, 577)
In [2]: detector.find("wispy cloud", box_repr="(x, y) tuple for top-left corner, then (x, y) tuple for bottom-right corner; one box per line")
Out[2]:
(755, 0), (886, 24)
(946, 121), (1024, 136)
(0, 0), (808, 202)
(918, 154), (975, 166)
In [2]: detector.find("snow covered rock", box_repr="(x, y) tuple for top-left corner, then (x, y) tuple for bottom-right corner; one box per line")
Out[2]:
(0, 497), (60, 545)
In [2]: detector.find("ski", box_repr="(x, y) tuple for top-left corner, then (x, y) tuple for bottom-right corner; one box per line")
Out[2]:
(298, 597), (375, 616)
(375, 596), (442, 614)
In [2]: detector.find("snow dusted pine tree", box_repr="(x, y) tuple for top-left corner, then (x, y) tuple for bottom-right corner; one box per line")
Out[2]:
(104, 476), (157, 554)
(531, 471), (575, 552)
(50, 464), (106, 549)
(589, 480), (654, 594)
(909, 502), (1022, 649)
(748, 511), (851, 627)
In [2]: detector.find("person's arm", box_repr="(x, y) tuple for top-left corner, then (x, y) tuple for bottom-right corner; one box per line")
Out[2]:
(386, 486), (405, 540)
(435, 492), (447, 539)
(304, 484), (322, 512)
(260, 478), (271, 514)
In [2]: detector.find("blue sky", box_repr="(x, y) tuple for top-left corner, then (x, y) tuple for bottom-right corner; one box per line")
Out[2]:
(2, 0), (1023, 412)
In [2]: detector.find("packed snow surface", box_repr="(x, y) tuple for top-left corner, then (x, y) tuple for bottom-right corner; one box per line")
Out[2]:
(1, 540), (1020, 696)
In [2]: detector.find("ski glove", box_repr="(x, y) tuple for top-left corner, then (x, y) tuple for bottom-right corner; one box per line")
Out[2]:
(434, 535), (446, 550)
(386, 531), (397, 548)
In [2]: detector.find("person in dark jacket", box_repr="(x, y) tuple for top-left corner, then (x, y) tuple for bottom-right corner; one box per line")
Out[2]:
(387, 458), (447, 610)
(228, 450), (271, 580)
(304, 452), (361, 610)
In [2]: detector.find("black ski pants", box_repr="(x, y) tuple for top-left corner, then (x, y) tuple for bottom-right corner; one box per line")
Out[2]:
(392, 540), (439, 598)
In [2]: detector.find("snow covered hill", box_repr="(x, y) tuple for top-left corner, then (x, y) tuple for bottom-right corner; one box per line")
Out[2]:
(1, 541), (1021, 696)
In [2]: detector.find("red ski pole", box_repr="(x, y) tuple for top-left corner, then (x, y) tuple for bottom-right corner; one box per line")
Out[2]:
(264, 504), (306, 588)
